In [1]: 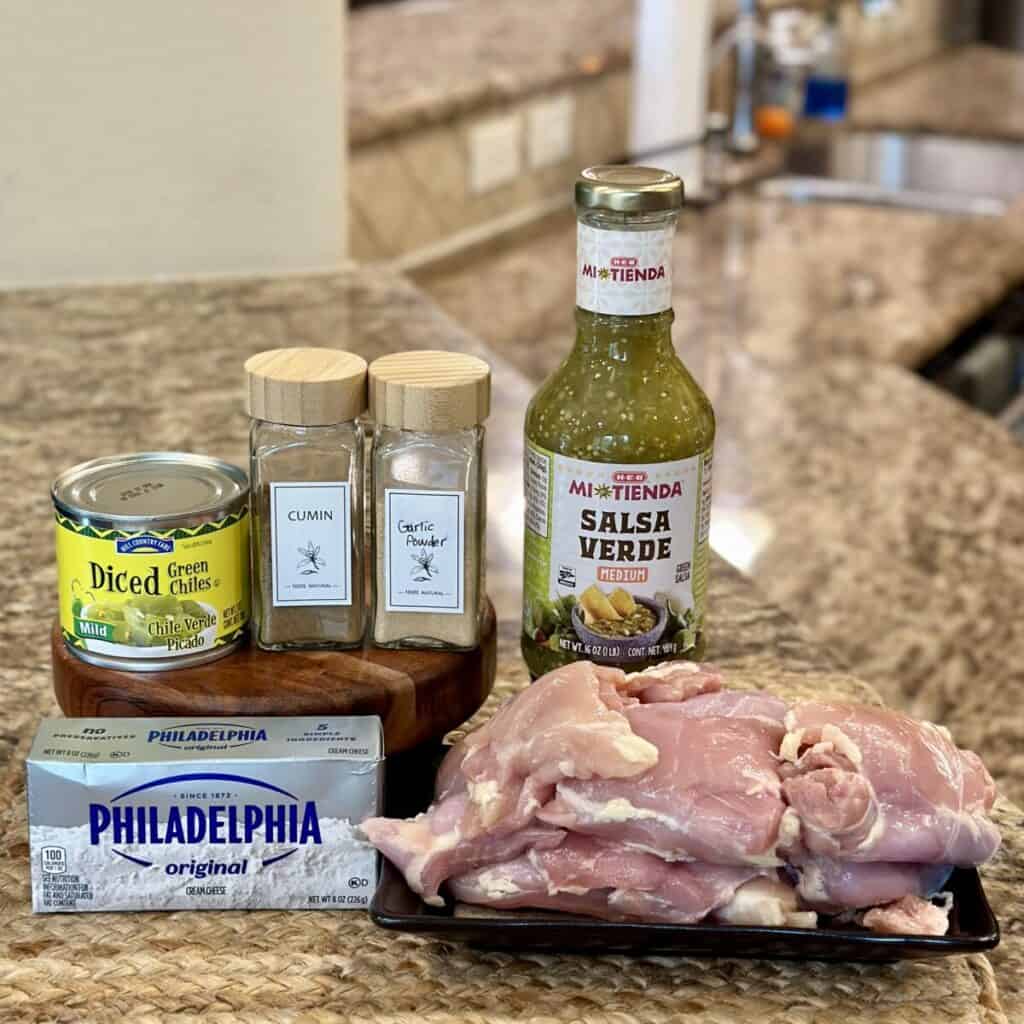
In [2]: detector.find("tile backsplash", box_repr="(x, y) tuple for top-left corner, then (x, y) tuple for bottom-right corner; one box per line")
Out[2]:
(349, 71), (630, 264)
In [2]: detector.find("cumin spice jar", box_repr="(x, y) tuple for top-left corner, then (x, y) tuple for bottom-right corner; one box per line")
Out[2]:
(368, 351), (490, 651)
(245, 348), (368, 650)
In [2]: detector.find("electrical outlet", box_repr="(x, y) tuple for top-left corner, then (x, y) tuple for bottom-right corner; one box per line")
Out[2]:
(468, 112), (522, 194)
(526, 93), (574, 170)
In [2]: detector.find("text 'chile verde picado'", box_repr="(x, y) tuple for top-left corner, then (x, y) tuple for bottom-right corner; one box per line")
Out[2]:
(522, 166), (715, 677)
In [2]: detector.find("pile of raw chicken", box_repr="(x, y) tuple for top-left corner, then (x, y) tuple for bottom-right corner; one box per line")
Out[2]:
(363, 661), (1000, 935)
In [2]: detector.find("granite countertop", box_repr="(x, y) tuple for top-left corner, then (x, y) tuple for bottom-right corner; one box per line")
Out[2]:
(348, 0), (633, 147)
(709, 358), (1024, 786)
(420, 190), (1024, 375)
(347, 0), (807, 147)
(416, 197), (1024, 1017)
(852, 44), (1024, 143)
(348, 8), (1024, 156)
(0, 271), (530, 766)
(0, 268), (1020, 1021)
(349, 19), (1024, 153)
(417, 193), (1024, 808)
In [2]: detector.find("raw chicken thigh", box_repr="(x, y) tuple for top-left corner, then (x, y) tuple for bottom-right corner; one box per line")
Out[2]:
(363, 661), (1000, 935)
(363, 660), (662, 905)
(448, 835), (768, 924)
(789, 857), (954, 912)
(536, 695), (789, 864)
(779, 701), (1000, 865)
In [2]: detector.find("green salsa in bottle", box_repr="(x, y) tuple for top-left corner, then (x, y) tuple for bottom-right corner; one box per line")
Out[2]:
(522, 166), (715, 678)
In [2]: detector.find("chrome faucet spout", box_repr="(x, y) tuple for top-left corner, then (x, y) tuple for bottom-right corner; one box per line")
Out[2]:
(730, 0), (760, 154)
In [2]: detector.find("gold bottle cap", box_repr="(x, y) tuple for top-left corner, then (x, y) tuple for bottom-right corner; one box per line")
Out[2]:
(575, 165), (684, 214)
(245, 347), (368, 426)
(369, 351), (491, 431)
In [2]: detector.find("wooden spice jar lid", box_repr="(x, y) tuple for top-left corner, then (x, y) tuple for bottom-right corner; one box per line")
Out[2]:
(369, 351), (491, 432)
(245, 347), (368, 426)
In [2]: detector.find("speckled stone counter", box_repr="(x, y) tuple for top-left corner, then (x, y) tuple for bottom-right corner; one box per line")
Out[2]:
(346, 0), (796, 147)
(0, 268), (1020, 1022)
(852, 45), (1024, 143)
(711, 358), (1024, 784)
(416, 201), (1024, 1018)
(418, 194), (1024, 805)
(424, 192), (1024, 775)
(420, 194), (1024, 376)
(347, 0), (633, 146)
(348, 0), (944, 149)
(0, 271), (528, 766)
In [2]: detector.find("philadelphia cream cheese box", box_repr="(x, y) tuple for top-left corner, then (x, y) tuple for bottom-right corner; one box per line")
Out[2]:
(27, 716), (382, 912)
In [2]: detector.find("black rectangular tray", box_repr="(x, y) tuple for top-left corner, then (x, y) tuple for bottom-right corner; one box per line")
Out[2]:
(371, 859), (998, 961)
(370, 749), (1000, 962)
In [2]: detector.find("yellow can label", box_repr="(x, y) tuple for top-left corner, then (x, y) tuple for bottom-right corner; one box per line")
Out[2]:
(55, 508), (249, 661)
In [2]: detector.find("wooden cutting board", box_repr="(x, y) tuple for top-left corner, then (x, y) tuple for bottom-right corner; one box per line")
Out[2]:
(51, 601), (497, 754)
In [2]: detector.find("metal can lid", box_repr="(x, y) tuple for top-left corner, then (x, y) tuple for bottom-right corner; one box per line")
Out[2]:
(52, 452), (248, 529)
(575, 165), (684, 214)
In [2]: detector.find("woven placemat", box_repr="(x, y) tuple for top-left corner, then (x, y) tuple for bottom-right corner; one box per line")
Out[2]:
(0, 667), (1018, 1024)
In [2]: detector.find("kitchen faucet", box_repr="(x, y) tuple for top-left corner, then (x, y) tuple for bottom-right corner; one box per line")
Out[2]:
(730, 0), (760, 154)
(706, 0), (760, 155)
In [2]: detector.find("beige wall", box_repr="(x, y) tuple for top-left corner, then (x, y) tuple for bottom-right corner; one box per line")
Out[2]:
(0, 1), (346, 288)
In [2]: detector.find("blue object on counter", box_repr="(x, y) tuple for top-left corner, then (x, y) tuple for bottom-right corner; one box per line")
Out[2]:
(804, 75), (848, 120)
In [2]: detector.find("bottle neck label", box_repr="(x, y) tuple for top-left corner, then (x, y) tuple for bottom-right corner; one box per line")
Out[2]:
(576, 222), (675, 316)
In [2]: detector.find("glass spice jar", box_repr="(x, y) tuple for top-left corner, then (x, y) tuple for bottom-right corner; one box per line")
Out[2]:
(245, 347), (367, 650)
(368, 351), (490, 651)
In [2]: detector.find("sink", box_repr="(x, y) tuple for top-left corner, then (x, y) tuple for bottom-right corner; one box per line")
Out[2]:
(758, 131), (1024, 216)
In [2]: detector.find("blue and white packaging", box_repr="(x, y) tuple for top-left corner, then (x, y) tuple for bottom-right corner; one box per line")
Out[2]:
(27, 716), (383, 912)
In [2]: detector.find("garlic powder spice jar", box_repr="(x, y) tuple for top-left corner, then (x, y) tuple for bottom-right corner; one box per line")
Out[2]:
(368, 351), (490, 651)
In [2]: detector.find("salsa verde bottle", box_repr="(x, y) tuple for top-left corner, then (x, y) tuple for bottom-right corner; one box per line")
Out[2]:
(522, 166), (715, 678)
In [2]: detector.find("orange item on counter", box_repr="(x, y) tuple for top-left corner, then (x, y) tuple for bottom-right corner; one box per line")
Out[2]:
(756, 105), (795, 140)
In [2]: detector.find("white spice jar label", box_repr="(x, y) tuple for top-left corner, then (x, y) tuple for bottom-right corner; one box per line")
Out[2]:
(384, 489), (465, 614)
(270, 482), (352, 606)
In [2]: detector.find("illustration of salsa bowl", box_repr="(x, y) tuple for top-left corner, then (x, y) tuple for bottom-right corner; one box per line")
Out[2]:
(570, 596), (668, 663)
